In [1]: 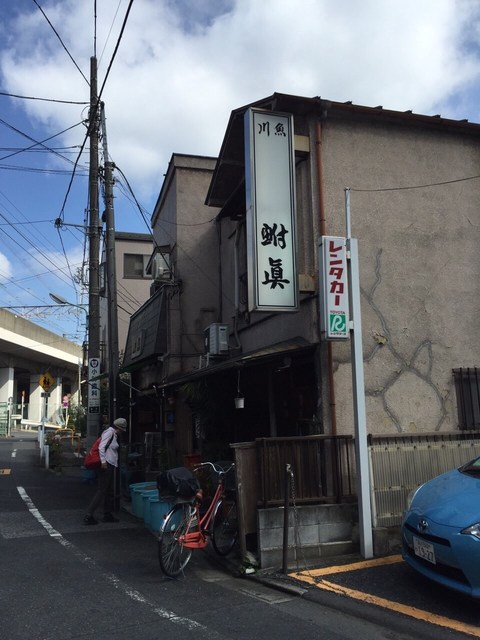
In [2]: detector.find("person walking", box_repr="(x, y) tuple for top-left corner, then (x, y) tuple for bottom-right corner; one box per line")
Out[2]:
(83, 418), (127, 525)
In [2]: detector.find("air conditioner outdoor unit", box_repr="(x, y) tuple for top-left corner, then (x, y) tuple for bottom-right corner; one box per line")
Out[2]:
(204, 323), (229, 356)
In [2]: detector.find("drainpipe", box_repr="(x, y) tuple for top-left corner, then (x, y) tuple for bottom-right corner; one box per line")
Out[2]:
(232, 221), (243, 351)
(315, 118), (337, 435)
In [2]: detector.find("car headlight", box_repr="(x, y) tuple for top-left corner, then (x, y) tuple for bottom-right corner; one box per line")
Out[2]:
(461, 523), (480, 539)
(406, 485), (423, 510)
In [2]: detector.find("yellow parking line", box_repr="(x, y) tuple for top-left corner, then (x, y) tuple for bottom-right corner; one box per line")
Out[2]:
(293, 554), (403, 577)
(290, 557), (480, 638)
(0, 469), (11, 475)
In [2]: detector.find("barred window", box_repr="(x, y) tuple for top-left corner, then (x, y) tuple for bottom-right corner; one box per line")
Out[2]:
(453, 368), (480, 429)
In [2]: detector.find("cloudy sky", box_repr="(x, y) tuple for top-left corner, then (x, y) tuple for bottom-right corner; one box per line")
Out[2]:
(1, 0), (479, 340)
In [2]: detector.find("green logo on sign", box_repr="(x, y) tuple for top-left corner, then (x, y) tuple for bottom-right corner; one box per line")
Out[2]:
(329, 313), (347, 335)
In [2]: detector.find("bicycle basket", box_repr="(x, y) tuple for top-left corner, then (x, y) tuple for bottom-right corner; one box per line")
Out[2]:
(157, 466), (200, 499)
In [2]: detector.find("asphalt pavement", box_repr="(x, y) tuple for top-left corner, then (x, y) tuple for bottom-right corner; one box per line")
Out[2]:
(4, 429), (480, 640)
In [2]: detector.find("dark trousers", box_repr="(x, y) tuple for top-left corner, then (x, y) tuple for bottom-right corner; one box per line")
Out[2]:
(87, 463), (115, 516)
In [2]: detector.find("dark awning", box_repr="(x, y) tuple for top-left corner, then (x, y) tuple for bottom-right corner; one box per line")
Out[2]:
(121, 289), (167, 372)
(158, 337), (315, 389)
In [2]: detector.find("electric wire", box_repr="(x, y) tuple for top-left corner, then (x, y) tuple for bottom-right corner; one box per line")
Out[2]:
(97, 0), (135, 102)
(55, 224), (79, 291)
(0, 165), (88, 175)
(0, 91), (88, 105)
(56, 0), (134, 227)
(0, 187), (84, 266)
(0, 185), (80, 294)
(33, 0), (89, 86)
(114, 164), (236, 307)
(0, 120), (85, 163)
(0, 2), (133, 337)
(350, 173), (480, 193)
(0, 145), (83, 153)
(116, 283), (143, 313)
(0, 219), (53, 226)
(0, 208), (73, 288)
(98, 0), (124, 67)
(0, 118), (87, 167)
(93, 0), (97, 58)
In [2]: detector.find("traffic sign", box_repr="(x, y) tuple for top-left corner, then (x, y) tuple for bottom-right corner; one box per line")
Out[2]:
(39, 372), (55, 392)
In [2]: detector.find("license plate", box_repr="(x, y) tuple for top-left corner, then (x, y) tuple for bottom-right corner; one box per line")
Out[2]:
(413, 536), (436, 564)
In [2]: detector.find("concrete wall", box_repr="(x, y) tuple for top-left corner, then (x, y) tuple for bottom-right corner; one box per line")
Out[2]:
(100, 233), (154, 361)
(257, 503), (358, 568)
(320, 119), (480, 435)
(152, 154), (219, 378)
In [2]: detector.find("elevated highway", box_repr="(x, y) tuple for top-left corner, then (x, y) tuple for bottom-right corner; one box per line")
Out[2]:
(0, 309), (83, 432)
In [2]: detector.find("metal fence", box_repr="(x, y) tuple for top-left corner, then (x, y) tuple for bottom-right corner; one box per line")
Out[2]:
(255, 434), (356, 506)
(368, 431), (480, 527)
(252, 431), (480, 528)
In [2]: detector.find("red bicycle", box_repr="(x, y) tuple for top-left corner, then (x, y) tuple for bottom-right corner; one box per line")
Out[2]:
(158, 461), (238, 577)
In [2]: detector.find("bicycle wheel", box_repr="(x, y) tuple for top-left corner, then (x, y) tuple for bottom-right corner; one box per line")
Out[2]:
(158, 503), (193, 576)
(212, 498), (238, 556)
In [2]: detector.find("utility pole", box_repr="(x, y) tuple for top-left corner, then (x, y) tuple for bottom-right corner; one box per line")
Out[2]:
(86, 55), (101, 445)
(100, 102), (119, 423)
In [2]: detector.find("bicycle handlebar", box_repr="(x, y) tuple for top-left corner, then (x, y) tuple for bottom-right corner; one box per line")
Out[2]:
(193, 461), (235, 476)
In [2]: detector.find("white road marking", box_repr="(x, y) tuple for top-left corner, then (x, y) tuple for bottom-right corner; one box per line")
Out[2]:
(11, 449), (17, 458)
(16, 486), (225, 637)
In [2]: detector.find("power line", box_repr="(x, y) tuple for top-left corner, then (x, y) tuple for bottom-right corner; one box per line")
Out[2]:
(0, 118), (86, 167)
(351, 173), (480, 193)
(55, 224), (80, 292)
(0, 119), (85, 162)
(33, 0), (89, 86)
(114, 164), (235, 307)
(0, 90), (88, 105)
(0, 187), (83, 259)
(0, 165), (88, 175)
(98, 0), (124, 67)
(97, 0), (135, 101)
(115, 166), (155, 243)
(0, 145), (83, 153)
(49, 1), (135, 227)
(0, 208), (73, 288)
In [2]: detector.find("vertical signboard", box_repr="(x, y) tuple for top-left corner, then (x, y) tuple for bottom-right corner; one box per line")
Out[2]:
(319, 236), (350, 340)
(88, 357), (101, 413)
(244, 108), (297, 312)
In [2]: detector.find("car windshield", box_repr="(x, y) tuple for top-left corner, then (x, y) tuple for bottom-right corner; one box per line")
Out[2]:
(460, 457), (480, 475)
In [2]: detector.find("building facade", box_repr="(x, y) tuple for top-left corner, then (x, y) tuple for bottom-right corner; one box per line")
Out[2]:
(100, 231), (154, 364)
(125, 93), (480, 454)
(121, 94), (480, 562)
(122, 154), (219, 452)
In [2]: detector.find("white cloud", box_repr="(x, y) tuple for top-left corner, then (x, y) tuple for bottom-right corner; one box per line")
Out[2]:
(2, 0), (480, 207)
(0, 252), (12, 280)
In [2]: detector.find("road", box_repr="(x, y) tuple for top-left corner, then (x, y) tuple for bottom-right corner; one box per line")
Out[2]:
(0, 431), (478, 640)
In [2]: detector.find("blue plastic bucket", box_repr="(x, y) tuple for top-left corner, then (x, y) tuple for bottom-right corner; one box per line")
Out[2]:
(129, 482), (157, 517)
(148, 497), (174, 532)
(141, 490), (158, 524)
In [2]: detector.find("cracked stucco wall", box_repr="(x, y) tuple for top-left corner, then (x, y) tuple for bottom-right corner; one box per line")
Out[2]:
(320, 118), (480, 435)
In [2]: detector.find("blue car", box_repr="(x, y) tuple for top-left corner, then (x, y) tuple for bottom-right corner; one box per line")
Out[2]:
(402, 456), (480, 597)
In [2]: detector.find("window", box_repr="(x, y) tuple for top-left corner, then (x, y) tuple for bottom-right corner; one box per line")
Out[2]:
(453, 368), (480, 429)
(124, 254), (151, 279)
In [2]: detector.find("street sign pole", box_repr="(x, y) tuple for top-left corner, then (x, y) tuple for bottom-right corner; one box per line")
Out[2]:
(345, 188), (373, 559)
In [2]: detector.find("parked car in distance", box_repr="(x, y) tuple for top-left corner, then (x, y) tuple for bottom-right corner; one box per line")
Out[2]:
(402, 456), (480, 598)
